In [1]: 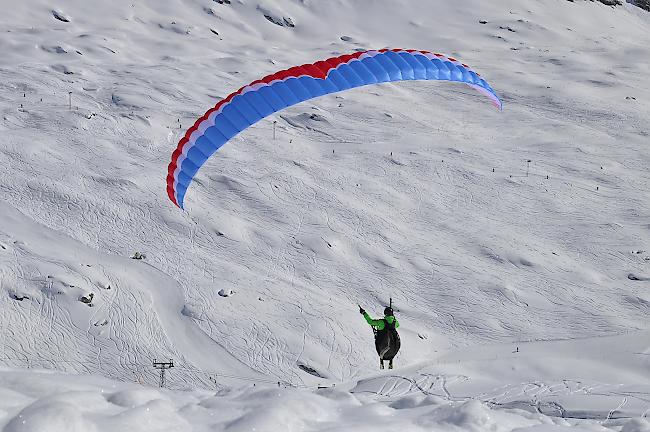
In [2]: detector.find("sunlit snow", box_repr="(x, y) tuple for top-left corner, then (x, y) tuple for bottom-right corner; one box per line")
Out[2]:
(0, 0), (649, 430)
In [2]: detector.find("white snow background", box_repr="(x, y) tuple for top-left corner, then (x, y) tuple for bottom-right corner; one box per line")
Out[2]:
(0, 0), (649, 430)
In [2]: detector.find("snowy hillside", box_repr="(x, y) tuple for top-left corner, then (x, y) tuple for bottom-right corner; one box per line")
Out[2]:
(2, 332), (650, 432)
(2, 330), (650, 431)
(0, 0), (649, 428)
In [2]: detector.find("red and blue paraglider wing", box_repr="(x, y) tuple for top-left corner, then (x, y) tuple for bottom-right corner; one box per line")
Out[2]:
(167, 49), (502, 209)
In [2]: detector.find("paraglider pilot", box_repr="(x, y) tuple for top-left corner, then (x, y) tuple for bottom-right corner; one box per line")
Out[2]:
(359, 305), (401, 369)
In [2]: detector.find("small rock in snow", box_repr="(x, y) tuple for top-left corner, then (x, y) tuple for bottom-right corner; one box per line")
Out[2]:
(298, 363), (325, 378)
(10, 292), (29, 301)
(52, 10), (70, 22)
(79, 293), (94, 304)
(41, 45), (68, 54)
(218, 288), (234, 297)
(131, 251), (146, 260)
(628, 273), (649, 281)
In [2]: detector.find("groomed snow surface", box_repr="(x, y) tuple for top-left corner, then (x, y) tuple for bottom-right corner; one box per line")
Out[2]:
(0, 0), (649, 430)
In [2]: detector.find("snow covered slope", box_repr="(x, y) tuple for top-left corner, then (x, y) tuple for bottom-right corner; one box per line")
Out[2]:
(1, 331), (649, 431)
(0, 376), (637, 432)
(0, 0), (649, 398)
(3, 367), (625, 432)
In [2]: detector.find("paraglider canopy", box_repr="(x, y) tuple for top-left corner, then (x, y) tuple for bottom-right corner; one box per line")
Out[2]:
(167, 49), (502, 209)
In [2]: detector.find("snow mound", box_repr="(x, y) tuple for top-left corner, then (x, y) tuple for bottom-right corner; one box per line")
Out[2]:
(4, 368), (648, 432)
(0, 0), (649, 419)
(105, 388), (166, 408)
(621, 418), (650, 432)
(4, 400), (94, 432)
